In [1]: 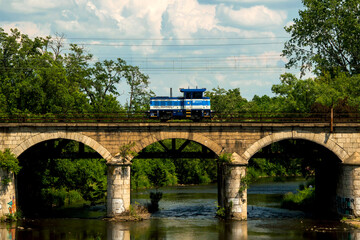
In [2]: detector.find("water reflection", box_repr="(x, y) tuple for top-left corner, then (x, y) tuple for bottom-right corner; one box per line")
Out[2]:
(221, 221), (248, 240)
(107, 222), (130, 240)
(106, 219), (249, 240)
(0, 226), (15, 240)
(5, 177), (360, 239)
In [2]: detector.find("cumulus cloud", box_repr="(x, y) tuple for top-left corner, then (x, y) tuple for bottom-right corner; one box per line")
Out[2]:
(1, 21), (51, 37)
(6, 0), (71, 13)
(163, 0), (217, 38)
(95, 0), (169, 39)
(216, 4), (287, 28)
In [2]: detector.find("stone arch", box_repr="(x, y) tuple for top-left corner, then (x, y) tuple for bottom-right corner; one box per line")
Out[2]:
(133, 131), (223, 156)
(12, 132), (113, 161)
(241, 131), (349, 163)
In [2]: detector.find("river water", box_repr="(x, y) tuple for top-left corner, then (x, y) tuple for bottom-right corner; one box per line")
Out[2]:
(2, 177), (360, 239)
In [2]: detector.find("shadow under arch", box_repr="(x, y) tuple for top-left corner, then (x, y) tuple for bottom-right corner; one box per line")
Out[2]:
(12, 132), (113, 161)
(241, 131), (349, 163)
(133, 132), (224, 157)
(16, 135), (110, 217)
(245, 133), (344, 218)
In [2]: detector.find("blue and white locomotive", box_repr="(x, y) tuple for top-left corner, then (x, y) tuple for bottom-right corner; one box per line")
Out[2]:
(149, 88), (211, 121)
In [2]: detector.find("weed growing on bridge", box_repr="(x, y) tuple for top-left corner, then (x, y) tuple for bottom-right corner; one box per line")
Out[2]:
(1, 210), (22, 222)
(0, 149), (21, 187)
(118, 142), (137, 162)
(218, 153), (232, 164)
(215, 206), (226, 218)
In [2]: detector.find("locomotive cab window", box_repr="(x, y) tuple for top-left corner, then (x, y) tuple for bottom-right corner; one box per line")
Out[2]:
(185, 92), (202, 99)
(193, 92), (202, 99)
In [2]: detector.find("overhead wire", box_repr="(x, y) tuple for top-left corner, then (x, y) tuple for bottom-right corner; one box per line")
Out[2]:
(1, 35), (295, 74)
(64, 36), (290, 41)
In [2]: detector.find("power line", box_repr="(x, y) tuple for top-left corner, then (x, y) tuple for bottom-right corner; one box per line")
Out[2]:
(65, 42), (285, 47)
(0, 66), (292, 71)
(65, 36), (289, 41)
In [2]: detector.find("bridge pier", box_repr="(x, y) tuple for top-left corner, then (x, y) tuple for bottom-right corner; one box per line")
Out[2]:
(219, 162), (247, 220)
(0, 170), (16, 217)
(337, 153), (360, 217)
(106, 161), (131, 217)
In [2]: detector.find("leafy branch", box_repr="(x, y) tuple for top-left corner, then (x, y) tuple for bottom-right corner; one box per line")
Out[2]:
(0, 149), (21, 187)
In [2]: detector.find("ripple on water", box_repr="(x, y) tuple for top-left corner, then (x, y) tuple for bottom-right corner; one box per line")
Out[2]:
(248, 205), (306, 219)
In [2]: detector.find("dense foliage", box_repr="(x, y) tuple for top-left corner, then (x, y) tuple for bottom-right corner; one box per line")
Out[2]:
(283, 0), (360, 76)
(0, 28), (153, 115)
(206, 72), (360, 114)
(131, 139), (217, 190)
(0, 149), (21, 186)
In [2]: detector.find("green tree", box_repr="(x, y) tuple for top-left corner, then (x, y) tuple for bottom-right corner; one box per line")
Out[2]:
(87, 59), (126, 112)
(124, 65), (153, 113)
(271, 73), (317, 112)
(283, 0), (360, 76)
(313, 71), (360, 111)
(0, 29), (89, 115)
(247, 95), (282, 113)
(205, 87), (248, 113)
(0, 28), (152, 116)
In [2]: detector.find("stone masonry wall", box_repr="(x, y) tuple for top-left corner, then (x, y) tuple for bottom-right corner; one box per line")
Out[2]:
(221, 163), (247, 220)
(0, 122), (359, 219)
(0, 169), (16, 217)
(107, 163), (131, 217)
(0, 123), (358, 164)
(336, 164), (360, 217)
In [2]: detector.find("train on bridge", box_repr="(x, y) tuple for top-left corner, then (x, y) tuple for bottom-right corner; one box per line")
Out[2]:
(149, 88), (211, 121)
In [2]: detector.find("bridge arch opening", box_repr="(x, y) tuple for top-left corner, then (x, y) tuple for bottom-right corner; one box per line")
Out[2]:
(131, 138), (219, 216)
(16, 138), (108, 217)
(13, 132), (113, 161)
(246, 138), (342, 217)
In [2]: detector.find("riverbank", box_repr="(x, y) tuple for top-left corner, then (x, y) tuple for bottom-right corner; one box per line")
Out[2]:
(342, 219), (360, 229)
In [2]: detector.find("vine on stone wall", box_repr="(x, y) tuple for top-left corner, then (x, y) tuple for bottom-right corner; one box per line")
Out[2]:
(0, 149), (21, 187)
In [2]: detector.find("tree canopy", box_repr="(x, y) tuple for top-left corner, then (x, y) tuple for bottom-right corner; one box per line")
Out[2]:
(0, 28), (152, 115)
(282, 0), (360, 76)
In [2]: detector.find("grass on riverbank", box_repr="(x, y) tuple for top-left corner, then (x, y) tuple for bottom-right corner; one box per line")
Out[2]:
(281, 185), (315, 211)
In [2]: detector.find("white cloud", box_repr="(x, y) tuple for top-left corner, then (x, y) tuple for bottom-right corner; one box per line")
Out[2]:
(95, 0), (169, 39)
(1, 21), (51, 37)
(86, 1), (107, 22)
(54, 20), (84, 33)
(230, 79), (272, 87)
(7, 0), (71, 13)
(164, 0), (217, 38)
(61, 10), (78, 21)
(215, 74), (226, 84)
(213, 0), (289, 2)
(216, 4), (287, 27)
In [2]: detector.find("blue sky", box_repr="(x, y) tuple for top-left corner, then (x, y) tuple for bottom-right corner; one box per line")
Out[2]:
(0, 0), (305, 103)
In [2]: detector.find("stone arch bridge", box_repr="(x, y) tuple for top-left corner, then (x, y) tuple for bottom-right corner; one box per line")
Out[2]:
(0, 122), (359, 220)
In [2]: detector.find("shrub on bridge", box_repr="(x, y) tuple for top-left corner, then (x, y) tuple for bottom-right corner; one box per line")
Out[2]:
(0, 149), (21, 187)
